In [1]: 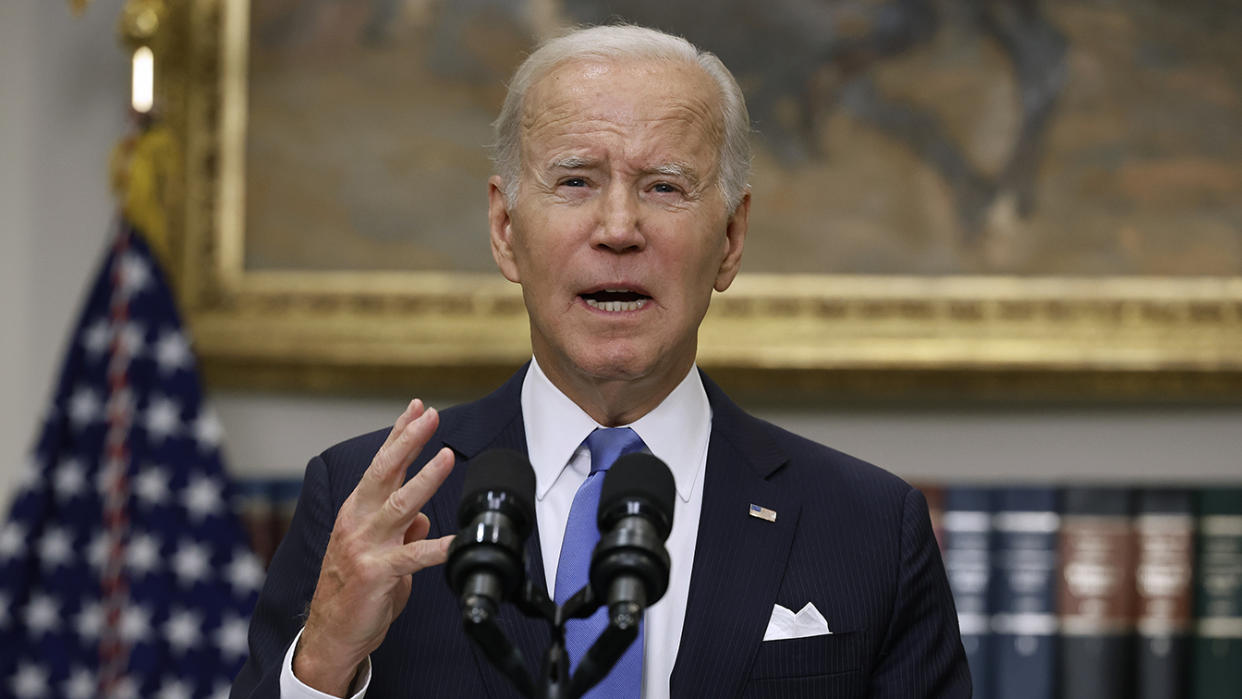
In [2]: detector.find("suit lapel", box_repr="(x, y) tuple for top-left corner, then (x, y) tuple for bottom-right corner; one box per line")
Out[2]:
(670, 374), (801, 697)
(430, 365), (552, 698)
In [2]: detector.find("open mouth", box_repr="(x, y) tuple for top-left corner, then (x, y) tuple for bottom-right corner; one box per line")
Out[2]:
(580, 288), (652, 312)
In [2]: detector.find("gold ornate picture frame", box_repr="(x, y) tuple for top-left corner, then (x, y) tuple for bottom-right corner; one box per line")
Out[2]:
(158, 0), (1242, 400)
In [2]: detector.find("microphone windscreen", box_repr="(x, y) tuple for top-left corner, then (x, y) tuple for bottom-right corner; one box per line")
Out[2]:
(458, 449), (536, 529)
(599, 452), (675, 532)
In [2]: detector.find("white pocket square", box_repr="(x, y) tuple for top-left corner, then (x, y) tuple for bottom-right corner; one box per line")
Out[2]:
(763, 602), (832, 641)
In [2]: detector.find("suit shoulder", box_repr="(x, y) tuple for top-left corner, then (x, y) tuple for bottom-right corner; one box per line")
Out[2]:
(315, 399), (477, 481)
(753, 417), (913, 503)
(318, 425), (390, 468)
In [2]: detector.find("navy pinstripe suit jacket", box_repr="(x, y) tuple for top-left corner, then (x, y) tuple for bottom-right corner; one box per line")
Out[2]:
(231, 369), (971, 698)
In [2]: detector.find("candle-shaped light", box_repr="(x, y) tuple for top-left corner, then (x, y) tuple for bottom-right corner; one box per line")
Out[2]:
(132, 45), (154, 113)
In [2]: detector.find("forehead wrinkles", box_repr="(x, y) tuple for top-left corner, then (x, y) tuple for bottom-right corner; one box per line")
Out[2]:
(519, 60), (725, 171)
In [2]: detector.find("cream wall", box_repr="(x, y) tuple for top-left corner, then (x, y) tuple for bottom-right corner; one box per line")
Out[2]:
(2, 1), (1239, 512)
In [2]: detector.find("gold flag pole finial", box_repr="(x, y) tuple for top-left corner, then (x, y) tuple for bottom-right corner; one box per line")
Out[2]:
(117, 0), (165, 49)
(68, 0), (92, 17)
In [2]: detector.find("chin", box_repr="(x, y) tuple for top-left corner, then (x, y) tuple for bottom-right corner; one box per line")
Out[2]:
(568, 340), (663, 383)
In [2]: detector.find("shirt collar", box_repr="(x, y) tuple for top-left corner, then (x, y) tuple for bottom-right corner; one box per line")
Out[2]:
(521, 357), (711, 504)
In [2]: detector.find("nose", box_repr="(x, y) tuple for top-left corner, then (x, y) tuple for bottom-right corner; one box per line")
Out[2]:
(590, 182), (645, 253)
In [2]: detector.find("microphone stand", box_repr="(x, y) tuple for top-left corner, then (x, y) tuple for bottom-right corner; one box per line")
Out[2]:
(461, 574), (640, 699)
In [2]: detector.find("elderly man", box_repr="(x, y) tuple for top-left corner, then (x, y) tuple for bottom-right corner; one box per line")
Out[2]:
(231, 24), (969, 699)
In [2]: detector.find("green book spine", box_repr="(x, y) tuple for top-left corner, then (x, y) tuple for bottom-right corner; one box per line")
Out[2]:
(1192, 488), (1242, 699)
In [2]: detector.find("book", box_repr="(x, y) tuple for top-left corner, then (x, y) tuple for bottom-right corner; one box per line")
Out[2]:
(1058, 487), (1137, 699)
(1135, 488), (1195, 699)
(943, 486), (992, 699)
(991, 487), (1059, 699)
(1192, 488), (1242, 699)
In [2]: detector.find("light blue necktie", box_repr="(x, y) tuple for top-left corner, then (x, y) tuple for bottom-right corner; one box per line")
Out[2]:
(555, 427), (647, 697)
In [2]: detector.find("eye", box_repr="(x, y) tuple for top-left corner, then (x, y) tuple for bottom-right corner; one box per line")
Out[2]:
(559, 177), (588, 188)
(651, 182), (682, 194)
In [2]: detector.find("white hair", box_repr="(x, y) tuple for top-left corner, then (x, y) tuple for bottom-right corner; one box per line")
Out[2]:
(492, 24), (752, 212)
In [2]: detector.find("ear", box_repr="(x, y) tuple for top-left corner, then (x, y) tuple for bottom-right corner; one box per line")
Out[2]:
(713, 190), (750, 292)
(488, 175), (521, 283)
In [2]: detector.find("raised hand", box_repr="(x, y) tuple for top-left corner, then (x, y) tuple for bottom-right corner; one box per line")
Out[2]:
(292, 399), (457, 695)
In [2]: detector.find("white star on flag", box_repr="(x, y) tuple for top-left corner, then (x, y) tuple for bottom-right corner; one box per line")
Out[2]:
(214, 614), (250, 660)
(87, 531), (108, 572)
(37, 527), (73, 569)
(172, 540), (210, 585)
(120, 603), (153, 644)
(82, 318), (112, 357)
(154, 329), (192, 374)
(144, 395), (182, 443)
(67, 386), (101, 428)
(226, 550), (265, 594)
(126, 533), (161, 577)
(53, 457), (86, 499)
(63, 668), (95, 699)
(0, 521), (25, 561)
(193, 409), (224, 450)
(164, 609), (203, 652)
(75, 601), (103, 640)
(134, 465), (171, 506)
(11, 663), (48, 699)
(118, 251), (151, 297)
(23, 594), (60, 637)
(182, 475), (224, 521)
(156, 678), (194, 699)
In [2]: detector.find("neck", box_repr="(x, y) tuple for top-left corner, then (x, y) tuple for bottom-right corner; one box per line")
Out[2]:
(534, 352), (694, 427)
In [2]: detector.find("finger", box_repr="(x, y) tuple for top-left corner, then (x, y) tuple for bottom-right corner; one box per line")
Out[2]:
(404, 512), (431, 545)
(357, 408), (441, 503)
(387, 534), (456, 575)
(375, 446), (455, 535)
(380, 399), (424, 453)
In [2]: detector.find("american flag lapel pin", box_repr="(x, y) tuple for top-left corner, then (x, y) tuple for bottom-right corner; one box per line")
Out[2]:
(749, 503), (777, 522)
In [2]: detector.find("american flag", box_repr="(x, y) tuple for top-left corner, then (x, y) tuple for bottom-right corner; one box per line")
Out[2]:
(0, 225), (262, 698)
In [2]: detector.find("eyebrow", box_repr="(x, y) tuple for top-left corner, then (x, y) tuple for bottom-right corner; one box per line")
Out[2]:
(547, 156), (596, 170)
(645, 162), (700, 184)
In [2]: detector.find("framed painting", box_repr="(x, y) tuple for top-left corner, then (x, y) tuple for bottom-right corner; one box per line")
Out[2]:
(157, 0), (1242, 399)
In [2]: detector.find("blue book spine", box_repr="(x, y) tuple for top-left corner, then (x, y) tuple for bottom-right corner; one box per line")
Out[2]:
(990, 487), (1060, 699)
(943, 487), (993, 699)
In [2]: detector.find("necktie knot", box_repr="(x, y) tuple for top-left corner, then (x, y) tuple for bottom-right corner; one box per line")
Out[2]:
(583, 427), (645, 476)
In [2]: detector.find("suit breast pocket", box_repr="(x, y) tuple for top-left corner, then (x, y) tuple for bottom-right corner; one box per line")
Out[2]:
(742, 633), (867, 699)
(749, 631), (864, 680)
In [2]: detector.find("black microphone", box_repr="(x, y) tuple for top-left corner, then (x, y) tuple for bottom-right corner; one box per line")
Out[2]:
(445, 448), (536, 620)
(590, 452), (676, 628)
(445, 449), (537, 697)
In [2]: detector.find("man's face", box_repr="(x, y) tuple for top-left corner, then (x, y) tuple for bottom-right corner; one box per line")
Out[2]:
(488, 58), (748, 394)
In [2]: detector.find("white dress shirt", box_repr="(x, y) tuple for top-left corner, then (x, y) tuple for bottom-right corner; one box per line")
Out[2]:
(281, 359), (712, 699)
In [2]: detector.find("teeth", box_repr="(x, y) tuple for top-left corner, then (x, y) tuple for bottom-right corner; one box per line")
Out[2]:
(585, 298), (648, 312)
